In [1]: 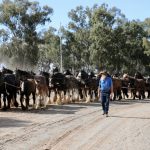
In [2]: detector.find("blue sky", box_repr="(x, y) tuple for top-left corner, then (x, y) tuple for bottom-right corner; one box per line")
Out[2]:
(37, 0), (150, 29)
(0, 0), (150, 30)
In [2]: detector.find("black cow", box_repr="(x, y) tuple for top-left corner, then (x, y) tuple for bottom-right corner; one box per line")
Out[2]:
(77, 70), (98, 102)
(50, 72), (67, 104)
(15, 69), (36, 110)
(0, 72), (19, 110)
(2, 67), (14, 74)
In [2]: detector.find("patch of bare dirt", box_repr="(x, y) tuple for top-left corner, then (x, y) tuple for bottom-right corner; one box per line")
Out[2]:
(0, 99), (150, 150)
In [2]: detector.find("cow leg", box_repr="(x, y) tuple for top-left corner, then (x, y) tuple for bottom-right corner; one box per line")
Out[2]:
(43, 94), (47, 108)
(38, 95), (41, 108)
(47, 87), (51, 104)
(63, 90), (67, 104)
(139, 92), (141, 99)
(13, 92), (19, 108)
(43, 92), (47, 108)
(75, 89), (79, 102)
(32, 92), (36, 109)
(48, 87), (51, 98)
(147, 90), (150, 98)
(64, 90), (69, 104)
(56, 91), (62, 105)
(0, 94), (1, 108)
(82, 89), (86, 101)
(122, 89), (128, 99)
(25, 96), (29, 110)
(90, 90), (93, 102)
(69, 89), (73, 103)
(89, 90), (93, 102)
(7, 94), (12, 109)
(125, 89), (129, 99)
(79, 88), (83, 100)
(39, 92), (46, 108)
(133, 93), (136, 99)
(113, 92), (116, 101)
(39, 94), (42, 107)
(140, 90), (145, 99)
(68, 90), (71, 103)
(72, 89), (76, 103)
(133, 90), (136, 99)
(117, 90), (122, 100)
(94, 89), (98, 101)
(2, 94), (7, 111)
(20, 93), (26, 110)
(73, 89), (77, 102)
(142, 91), (145, 99)
(85, 89), (90, 103)
(53, 89), (57, 103)
(130, 90), (134, 99)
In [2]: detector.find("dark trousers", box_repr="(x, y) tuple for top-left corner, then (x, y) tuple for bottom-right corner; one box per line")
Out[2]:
(101, 92), (110, 113)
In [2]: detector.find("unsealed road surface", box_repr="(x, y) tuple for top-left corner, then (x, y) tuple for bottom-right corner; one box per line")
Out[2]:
(0, 100), (150, 150)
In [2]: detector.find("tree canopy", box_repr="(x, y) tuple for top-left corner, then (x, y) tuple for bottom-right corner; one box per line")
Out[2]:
(0, 1), (150, 74)
(0, 0), (53, 69)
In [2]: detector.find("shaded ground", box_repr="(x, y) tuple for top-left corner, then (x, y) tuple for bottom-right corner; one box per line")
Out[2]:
(0, 99), (150, 150)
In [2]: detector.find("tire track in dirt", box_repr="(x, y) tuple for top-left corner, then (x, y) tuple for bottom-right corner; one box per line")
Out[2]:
(80, 103), (150, 150)
(0, 101), (149, 150)
(31, 110), (103, 150)
(40, 115), (103, 150)
(0, 107), (100, 150)
(42, 103), (144, 150)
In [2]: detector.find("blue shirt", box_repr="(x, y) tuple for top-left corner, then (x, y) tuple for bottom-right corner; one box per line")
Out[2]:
(99, 77), (113, 92)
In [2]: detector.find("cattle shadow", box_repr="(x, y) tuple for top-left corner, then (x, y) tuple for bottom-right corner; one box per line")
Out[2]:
(1, 101), (102, 114)
(1, 104), (86, 115)
(32, 104), (86, 115)
(0, 117), (31, 128)
(71, 102), (101, 107)
(109, 115), (150, 120)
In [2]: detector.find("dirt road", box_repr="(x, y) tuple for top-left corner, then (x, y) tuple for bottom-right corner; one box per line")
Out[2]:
(0, 99), (150, 150)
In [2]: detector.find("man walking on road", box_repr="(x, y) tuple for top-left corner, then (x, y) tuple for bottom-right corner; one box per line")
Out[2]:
(98, 70), (113, 117)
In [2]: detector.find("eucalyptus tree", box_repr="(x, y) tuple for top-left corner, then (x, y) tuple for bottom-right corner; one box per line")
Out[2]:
(138, 18), (150, 74)
(142, 18), (150, 56)
(60, 28), (76, 70)
(0, 0), (53, 69)
(122, 21), (148, 74)
(89, 3), (148, 74)
(38, 27), (60, 71)
(67, 5), (92, 70)
(90, 4), (119, 71)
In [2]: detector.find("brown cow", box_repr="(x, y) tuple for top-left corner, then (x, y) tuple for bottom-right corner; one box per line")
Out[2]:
(123, 74), (145, 99)
(112, 77), (122, 100)
(34, 75), (49, 108)
(20, 79), (36, 110)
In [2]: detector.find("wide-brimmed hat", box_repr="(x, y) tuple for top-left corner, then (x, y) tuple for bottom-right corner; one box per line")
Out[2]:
(99, 70), (107, 75)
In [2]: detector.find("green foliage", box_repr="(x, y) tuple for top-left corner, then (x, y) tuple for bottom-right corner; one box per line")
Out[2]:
(63, 3), (150, 74)
(0, 1), (149, 74)
(0, 0), (53, 68)
(38, 27), (60, 68)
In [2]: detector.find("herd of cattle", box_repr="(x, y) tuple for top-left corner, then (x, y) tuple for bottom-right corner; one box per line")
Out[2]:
(0, 67), (150, 111)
